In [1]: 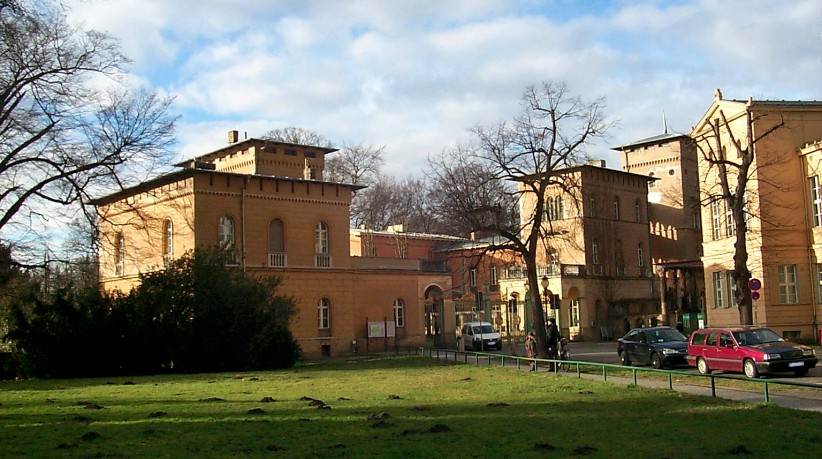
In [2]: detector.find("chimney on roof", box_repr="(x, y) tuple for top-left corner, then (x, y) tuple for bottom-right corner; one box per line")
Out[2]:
(469, 231), (476, 241)
(228, 130), (239, 144)
(586, 159), (606, 168)
(714, 88), (723, 101)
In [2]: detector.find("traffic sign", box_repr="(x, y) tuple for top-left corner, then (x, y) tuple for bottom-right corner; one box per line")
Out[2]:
(751, 291), (761, 301)
(748, 278), (761, 291)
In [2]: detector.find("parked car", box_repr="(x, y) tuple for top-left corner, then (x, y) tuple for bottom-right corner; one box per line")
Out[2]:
(459, 321), (502, 351)
(687, 327), (818, 378)
(617, 326), (689, 369)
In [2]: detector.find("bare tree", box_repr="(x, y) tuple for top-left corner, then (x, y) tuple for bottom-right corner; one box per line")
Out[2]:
(692, 97), (784, 325)
(428, 82), (607, 356)
(351, 175), (434, 232)
(325, 142), (384, 185)
(261, 126), (333, 148)
(0, 1), (177, 264)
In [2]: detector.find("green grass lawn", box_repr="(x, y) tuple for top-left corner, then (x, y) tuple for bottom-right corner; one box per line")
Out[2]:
(1, 357), (820, 458)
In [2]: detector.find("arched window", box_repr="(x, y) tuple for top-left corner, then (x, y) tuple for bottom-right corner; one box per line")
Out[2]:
(162, 219), (173, 263)
(637, 242), (645, 268)
(634, 199), (641, 222)
(318, 298), (330, 329)
(588, 197), (597, 217)
(218, 216), (235, 248)
(556, 196), (564, 219)
(648, 171), (656, 188)
(394, 298), (405, 327)
(315, 222), (329, 254)
(613, 197), (620, 220)
(546, 197), (555, 220)
(114, 232), (125, 276)
(592, 238), (600, 265)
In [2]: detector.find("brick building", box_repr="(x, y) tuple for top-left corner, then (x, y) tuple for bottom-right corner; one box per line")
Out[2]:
(93, 132), (452, 358)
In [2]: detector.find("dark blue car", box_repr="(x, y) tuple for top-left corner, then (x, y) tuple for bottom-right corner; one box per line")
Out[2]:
(617, 326), (689, 369)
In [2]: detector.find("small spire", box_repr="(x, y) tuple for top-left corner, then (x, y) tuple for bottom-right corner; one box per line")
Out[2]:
(662, 111), (668, 134)
(714, 88), (723, 101)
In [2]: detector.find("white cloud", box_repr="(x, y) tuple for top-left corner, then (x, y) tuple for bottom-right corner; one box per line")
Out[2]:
(65, 0), (822, 177)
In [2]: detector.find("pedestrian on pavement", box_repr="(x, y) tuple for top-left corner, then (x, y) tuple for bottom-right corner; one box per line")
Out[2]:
(525, 331), (537, 371)
(623, 317), (631, 336)
(546, 318), (560, 362)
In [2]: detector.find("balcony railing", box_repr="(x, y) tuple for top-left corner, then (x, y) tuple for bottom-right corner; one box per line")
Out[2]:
(268, 252), (287, 267)
(502, 264), (560, 279)
(315, 253), (332, 268)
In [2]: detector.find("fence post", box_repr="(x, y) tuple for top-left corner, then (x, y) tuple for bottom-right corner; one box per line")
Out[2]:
(517, 357), (521, 370)
(603, 366), (607, 382)
(576, 362), (581, 378)
(764, 381), (770, 403)
(535, 360), (538, 372)
(632, 369), (637, 386)
(464, 352), (468, 364)
(668, 373), (673, 390)
(476, 353), (480, 365)
(710, 376), (716, 397)
(488, 355), (492, 366)
(436, 349), (439, 359)
(501, 355), (505, 367)
(554, 360), (559, 375)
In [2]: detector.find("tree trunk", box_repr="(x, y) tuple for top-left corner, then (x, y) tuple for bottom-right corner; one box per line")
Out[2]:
(525, 256), (548, 358)
(733, 208), (753, 325)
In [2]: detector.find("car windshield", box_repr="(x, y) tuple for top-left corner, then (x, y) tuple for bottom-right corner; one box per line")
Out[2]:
(472, 325), (495, 334)
(645, 329), (687, 343)
(732, 329), (783, 345)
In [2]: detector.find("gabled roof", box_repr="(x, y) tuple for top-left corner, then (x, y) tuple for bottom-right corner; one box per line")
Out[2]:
(350, 228), (467, 242)
(514, 164), (657, 182)
(611, 132), (689, 151)
(173, 138), (338, 168)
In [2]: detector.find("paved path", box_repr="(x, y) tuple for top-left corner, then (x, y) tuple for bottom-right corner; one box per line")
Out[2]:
(425, 346), (822, 413)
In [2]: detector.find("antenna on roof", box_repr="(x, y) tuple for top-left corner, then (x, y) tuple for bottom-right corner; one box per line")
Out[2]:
(244, 131), (248, 140)
(662, 111), (668, 134)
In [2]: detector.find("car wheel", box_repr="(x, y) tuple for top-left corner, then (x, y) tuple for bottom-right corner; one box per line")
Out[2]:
(697, 357), (710, 375)
(651, 353), (663, 369)
(743, 359), (759, 379)
(620, 351), (631, 366)
(793, 367), (809, 377)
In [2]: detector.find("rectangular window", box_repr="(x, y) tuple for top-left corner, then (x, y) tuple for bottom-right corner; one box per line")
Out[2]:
(816, 264), (822, 303)
(778, 264), (798, 304)
(569, 299), (580, 327)
(810, 176), (822, 226)
(725, 201), (735, 238)
(318, 299), (330, 329)
(712, 271), (724, 308)
(394, 300), (405, 327)
(725, 271), (736, 309)
(592, 240), (599, 265)
(637, 243), (645, 268)
(469, 268), (477, 288)
(490, 265), (498, 286)
(711, 199), (722, 240)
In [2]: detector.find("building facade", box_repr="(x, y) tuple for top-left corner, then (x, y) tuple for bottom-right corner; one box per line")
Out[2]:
(93, 133), (452, 358)
(693, 92), (822, 340)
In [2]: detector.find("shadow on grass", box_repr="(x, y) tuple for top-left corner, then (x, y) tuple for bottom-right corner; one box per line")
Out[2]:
(3, 387), (821, 458)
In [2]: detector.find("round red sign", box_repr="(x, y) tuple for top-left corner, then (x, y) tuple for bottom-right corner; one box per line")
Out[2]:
(751, 291), (761, 300)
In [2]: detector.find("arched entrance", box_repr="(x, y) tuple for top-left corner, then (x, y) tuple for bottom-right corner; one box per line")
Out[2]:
(424, 285), (445, 348)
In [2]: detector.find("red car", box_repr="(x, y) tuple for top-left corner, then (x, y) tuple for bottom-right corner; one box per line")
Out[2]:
(686, 327), (817, 378)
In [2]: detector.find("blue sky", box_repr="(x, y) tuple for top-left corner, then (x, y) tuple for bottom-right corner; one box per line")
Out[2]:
(67, 0), (822, 176)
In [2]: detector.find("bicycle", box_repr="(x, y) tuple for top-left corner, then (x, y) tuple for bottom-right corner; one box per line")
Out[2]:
(556, 337), (571, 372)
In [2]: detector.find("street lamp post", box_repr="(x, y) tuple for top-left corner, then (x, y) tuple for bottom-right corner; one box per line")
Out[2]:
(540, 275), (553, 332)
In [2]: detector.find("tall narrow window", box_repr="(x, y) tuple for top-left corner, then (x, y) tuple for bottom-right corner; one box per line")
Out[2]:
(712, 271), (724, 308)
(615, 239), (625, 276)
(725, 271), (737, 309)
(710, 199), (722, 240)
(546, 197), (555, 221)
(114, 232), (125, 276)
(469, 268), (477, 288)
(816, 264), (822, 303)
(569, 299), (580, 327)
(218, 216), (235, 248)
(162, 219), (173, 264)
(591, 239), (600, 265)
(318, 298), (330, 329)
(393, 299), (405, 327)
(612, 197), (620, 220)
(588, 197), (597, 217)
(556, 196), (564, 219)
(810, 176), (822, 226)
(268, 219), (286, 267)
(725, 200), (735, 237)
(315, 222), (331, 267)
(778, 264), (798, 304)
(490, 265), (498, 286)
(634, 199), (641, 222)
(315, 222), (329, 254)
(637, 242), (644, 267)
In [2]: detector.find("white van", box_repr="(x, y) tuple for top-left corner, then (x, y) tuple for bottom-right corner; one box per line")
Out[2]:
(459, 321), (502, 351)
